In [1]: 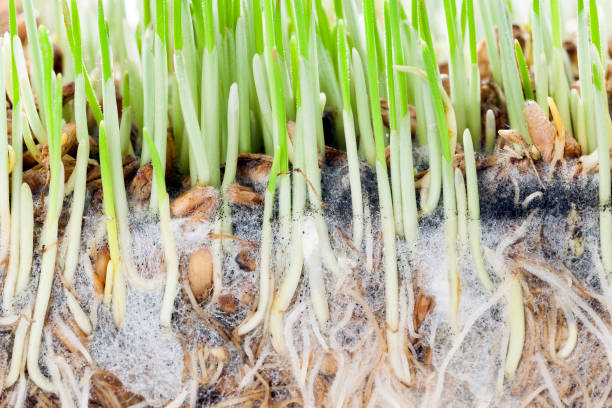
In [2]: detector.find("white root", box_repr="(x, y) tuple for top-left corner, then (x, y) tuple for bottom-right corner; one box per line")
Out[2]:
(517, 259), (612, 369)
(534, 353), (564, 408)
(304, 352), (324, 408)
(309, 307), (329, 351)
(78, 368), (93, 408)
(284, 303), (308, 393)
(52, 318), (92, 363)
(519, 385), (547, 408)
(53, 356), (82, 401)
(521, 191), (543, 209)
(166, 385), (190, 408)
(188, 378), (198, 407)
(48, 356), (76, 408)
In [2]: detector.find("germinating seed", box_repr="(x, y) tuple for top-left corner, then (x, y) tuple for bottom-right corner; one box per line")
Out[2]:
(0, 0), (611, 406)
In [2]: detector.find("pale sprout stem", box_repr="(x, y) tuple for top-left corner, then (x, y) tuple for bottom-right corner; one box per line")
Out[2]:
(352, 50), (376, 168)
(555, 297), (578, 359)
(270, 108), (307, 353)
(454, 168), (468, 246)
(442, 160), (460, 332)
(237, 190), (275, 335)
(15, 183), (33, 294)
(62, 75), (92, 334)
(27, 163), (64, 393)
(421, 100), (442, 215)
(5, 309), (31, 388)
(303, 216), (330, 326)
(2, 104), (23, 312)
(390, 128), (404, 236)
(463, 130), (494, 292)
(159, 196), (180, 327)
(399, 115), (418, 245)
(483, 247), (525, 379)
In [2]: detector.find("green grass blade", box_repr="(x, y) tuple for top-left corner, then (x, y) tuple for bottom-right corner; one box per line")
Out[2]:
(422, 42), (451, 163)
(515, 40), (534, 100)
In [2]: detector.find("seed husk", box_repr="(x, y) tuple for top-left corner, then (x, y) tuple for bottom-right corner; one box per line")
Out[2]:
(170, 185), (219, 221)
(93, 245), (110, 296)
(188, 248), (214, 303)
(225, 184), (263, 207)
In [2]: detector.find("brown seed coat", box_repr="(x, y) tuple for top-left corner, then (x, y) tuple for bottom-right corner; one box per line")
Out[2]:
(225, 184), (263, 206)
(524, 101), (556, 162)
(170, 185), (219, 221)
(188, 248), (214, 303)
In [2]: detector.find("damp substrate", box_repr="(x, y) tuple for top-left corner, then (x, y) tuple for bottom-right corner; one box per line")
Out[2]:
(1, 154), (611, 407)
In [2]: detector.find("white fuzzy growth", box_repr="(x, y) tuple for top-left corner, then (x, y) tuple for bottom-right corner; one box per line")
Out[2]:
(91, 287), (184, 406)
